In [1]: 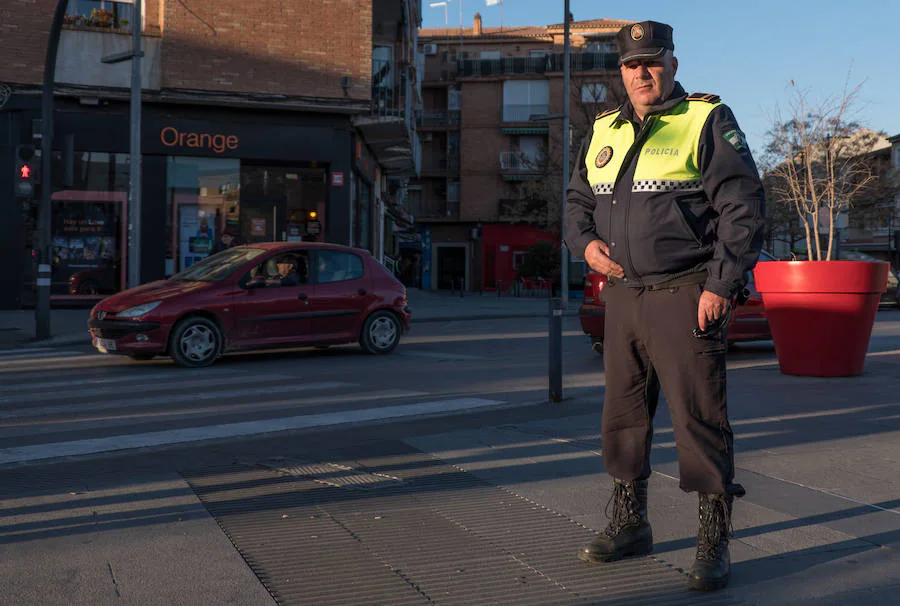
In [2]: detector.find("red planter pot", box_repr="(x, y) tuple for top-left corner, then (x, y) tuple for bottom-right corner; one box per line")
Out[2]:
(753, 261), (888, 377)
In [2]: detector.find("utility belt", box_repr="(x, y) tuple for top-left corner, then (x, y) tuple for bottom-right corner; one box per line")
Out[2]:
(608, 271), (707, 290)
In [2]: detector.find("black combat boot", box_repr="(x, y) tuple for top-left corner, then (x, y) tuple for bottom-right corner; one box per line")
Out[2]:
(688, 493), (735, 591)
(579, 478), (652, 563)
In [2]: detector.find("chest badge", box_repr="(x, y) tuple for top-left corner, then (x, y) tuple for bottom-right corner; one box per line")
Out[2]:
(595, 146), (614, 168)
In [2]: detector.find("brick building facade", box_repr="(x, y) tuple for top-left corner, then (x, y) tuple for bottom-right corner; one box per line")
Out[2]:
(0, 0), (421, 309)
(402, 15), (628, 292)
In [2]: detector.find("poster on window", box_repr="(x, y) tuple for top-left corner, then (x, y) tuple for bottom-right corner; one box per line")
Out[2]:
(179, 204), (216, 269)
(52, 202), (119, 295)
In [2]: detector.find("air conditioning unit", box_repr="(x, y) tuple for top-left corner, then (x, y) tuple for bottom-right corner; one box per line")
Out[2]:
(423, 43), (438, 56)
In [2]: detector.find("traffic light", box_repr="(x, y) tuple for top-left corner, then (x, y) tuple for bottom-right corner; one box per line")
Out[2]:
(14, 144), (37, 199)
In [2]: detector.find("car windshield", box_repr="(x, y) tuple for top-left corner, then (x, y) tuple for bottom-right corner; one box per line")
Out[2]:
(170, 247), (267, 282)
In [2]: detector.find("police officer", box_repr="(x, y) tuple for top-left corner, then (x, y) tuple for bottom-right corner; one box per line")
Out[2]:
(565, 20), (765, 591)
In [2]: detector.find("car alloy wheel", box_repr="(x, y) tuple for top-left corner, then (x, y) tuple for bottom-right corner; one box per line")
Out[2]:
(170, 317), (222, 368)
(360, 310), (400, 354)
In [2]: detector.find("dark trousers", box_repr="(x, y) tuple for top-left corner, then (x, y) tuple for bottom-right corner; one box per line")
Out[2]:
(601, 280), (744, 496)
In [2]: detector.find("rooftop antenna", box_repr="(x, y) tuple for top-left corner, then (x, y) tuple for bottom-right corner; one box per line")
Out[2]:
(429, 1), (449, 25)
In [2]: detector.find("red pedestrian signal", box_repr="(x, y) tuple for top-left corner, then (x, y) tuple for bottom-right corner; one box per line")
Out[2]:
(19, 164), (31, 179)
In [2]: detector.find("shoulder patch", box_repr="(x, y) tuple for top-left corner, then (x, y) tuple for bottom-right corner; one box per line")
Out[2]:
(595, 106), (621, 120)
(686, 92), (721, 103)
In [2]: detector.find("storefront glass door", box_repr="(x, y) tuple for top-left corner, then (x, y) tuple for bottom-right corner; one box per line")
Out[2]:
(167, 157), (240, 273)
(240, 165), (327, 244)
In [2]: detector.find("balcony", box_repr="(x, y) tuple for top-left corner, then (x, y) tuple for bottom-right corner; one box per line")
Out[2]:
(459, 52), (619, 78)
(57, 28), (162, 90)
(354, 57), (417, 176)
(422, 65), (459, 85)
(417, 110), (461, 129)
(499, 152), (544, 180)
(407, 198), (459, 221)
(501, 104), (550, 123)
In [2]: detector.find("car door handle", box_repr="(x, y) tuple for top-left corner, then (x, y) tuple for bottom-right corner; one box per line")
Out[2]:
(298, 293), (308, 300)
(358, 288), (367, 296)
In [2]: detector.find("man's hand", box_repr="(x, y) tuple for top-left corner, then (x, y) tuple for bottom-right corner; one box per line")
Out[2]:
(584, 239), (625, 279)
(698, 290), (730, 331)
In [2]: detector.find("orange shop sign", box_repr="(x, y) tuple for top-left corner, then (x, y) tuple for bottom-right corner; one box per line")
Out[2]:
(160, 126), (239, 154)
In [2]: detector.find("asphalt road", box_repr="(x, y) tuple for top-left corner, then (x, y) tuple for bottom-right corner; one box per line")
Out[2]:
(1, 311), (898, 469)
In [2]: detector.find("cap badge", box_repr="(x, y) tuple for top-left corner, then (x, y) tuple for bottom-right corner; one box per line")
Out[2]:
(595, 146), (614, 169)
(630, 24), (644, 41)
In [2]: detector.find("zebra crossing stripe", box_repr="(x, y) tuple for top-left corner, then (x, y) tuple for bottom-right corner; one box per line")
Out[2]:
(0, 398), (507, 466)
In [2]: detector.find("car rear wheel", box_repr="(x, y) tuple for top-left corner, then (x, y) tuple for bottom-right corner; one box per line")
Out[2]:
(360, 310), (400, 354)
(170, 316), (222, 368)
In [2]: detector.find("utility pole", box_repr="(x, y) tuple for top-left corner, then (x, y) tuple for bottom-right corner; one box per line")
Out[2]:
(103, 0), (143, 287)
(36, 0), (69, 340)
(549, 1), (571, 403)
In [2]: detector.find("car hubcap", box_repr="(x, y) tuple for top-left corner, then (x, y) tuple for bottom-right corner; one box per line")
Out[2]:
(180, 325), (216, 361)
(369, 317), (397, 350)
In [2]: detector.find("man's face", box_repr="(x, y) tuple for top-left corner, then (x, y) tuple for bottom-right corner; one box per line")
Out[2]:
(222, 234), (234, 245)
(620, 53), (678, 119)
(277, 262), (294, 277)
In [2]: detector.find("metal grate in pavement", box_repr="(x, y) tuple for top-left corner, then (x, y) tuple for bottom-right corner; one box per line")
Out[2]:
(182, 446), (744, 606)
(259, 459), (405, 491)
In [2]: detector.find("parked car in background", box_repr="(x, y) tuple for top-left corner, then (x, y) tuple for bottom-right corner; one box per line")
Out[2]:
(579, 251), (776, 354)
(838, 250), (900, 307)
(88, 243), (410, 367)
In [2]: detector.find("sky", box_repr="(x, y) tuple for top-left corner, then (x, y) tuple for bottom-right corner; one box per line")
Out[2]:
(420, 0), (900, 160)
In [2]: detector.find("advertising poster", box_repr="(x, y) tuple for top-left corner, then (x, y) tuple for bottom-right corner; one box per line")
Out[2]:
(52, 202), (119, 294)
(179, 204), (216, 269)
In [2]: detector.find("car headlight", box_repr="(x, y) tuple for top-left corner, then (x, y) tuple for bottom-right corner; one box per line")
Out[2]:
(117, 301), (162, 318)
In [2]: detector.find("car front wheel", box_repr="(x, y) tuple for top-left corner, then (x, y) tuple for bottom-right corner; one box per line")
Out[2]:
(360, 311), (401, 354)
(170, 316), (223, 368)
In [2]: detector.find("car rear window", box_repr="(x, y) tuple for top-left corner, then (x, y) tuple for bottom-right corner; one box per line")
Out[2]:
(316, 250), (364, 283)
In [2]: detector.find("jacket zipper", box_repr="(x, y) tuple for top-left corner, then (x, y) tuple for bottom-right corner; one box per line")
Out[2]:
(615, 116), (658, 284)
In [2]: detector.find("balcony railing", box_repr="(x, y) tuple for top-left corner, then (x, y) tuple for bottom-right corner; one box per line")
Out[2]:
(459, 52), (619, 77)
(500, 151), (543, 172)
(407, 198), (459, 220)
(372, 58), (407, 119)
(501, 104), (550, 123)
(417, 110), (460, 127)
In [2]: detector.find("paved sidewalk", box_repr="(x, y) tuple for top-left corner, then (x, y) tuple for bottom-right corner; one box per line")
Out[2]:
(1, 350), (898, 604)
(0, 288), (579, 350)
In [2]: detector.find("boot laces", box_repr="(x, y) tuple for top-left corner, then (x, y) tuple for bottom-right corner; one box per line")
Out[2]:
(697, 495), (733, 561)
(602, 482), (642, 537)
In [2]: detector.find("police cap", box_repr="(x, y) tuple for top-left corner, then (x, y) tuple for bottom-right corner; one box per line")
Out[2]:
(617, 20), (674, 64)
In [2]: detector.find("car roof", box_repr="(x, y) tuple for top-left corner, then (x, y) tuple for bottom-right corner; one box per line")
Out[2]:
(234, 242), (371, 255)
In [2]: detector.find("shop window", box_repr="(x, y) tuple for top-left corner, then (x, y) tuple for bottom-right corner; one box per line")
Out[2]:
(512, 250), (526, 271)
(167, 157), (240, 274)
(49, 152), (129, 297)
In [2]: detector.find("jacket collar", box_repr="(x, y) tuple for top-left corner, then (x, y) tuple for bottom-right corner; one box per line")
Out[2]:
(616, 82), (687, 124)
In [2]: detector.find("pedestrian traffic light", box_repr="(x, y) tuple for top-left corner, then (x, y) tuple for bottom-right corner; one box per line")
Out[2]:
(14, 144), (37, 199)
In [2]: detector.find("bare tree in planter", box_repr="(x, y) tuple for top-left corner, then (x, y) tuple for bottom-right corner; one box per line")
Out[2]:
(763, 81), (889, 260)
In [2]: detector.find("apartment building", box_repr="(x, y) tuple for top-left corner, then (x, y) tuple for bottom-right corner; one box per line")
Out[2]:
(841, 135), (900, 267)
(0, 0), (421, 309)
(404, 14), (628, 292)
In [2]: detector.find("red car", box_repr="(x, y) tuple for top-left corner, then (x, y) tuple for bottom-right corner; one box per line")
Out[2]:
(579, 252), (775, 354)
(88, 243), (411, 367)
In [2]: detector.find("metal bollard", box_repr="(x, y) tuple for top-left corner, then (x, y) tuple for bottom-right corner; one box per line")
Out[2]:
(459, 277), (464, 298)
(497, 279), (503, 297)
(548, 296), (563, 403)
